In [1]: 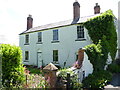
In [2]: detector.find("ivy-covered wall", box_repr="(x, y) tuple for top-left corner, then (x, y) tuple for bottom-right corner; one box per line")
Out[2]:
(84, 10), (117, 71)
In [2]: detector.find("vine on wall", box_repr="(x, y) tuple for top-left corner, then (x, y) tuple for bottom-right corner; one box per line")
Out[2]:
(84, 10), (117, 71)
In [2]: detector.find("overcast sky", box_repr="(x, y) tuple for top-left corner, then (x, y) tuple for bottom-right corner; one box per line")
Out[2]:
(0, 0), (119, 46)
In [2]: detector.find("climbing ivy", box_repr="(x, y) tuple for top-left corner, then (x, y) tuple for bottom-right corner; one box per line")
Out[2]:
(84, 10), (117, 71)
(84, 10), (117, 60)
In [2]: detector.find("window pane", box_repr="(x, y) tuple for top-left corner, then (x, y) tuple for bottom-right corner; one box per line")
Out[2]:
(77, 26), (84, 38)
(53, 50), (58, 61)
(25, 34), (29, 43)
(38, 32), (42, 42)
(25, 51), (29, 60)
(53, 30), (58, 40)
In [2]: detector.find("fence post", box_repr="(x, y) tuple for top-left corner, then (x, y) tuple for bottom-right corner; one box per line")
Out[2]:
(67, 73), (70, 90)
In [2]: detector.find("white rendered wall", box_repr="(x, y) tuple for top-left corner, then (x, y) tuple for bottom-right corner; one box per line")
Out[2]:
(19, 24), (92, 68)
(118, 1), (120, 59)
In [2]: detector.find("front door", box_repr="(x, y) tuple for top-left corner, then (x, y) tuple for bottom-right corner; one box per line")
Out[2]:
(37, 52), (42, 68)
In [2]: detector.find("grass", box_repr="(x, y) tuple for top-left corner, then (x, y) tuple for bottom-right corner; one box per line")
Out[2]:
(24, 65), (43, 74)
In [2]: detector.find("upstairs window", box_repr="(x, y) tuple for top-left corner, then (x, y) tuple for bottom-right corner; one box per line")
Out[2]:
(38, 32), (42, 42)
(53, 50), (58, 62)
(25, 51), (29, 61)
(77, 26), (84, 39)
(25, 34), (29, 44)
(53, 29), (58, 41)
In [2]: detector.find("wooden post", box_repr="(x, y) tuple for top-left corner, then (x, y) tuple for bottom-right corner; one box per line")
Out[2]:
(67, 73), (70, 90)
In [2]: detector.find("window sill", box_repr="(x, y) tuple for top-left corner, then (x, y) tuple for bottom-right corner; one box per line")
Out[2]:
(24, 43), (29, 45)
(36, 42), (43, 44)
(51, 40), (60, 43)
(24, 60), (29, 62)
(75, 38), (86, 41)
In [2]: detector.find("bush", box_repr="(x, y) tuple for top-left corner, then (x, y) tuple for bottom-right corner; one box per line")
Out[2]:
(107, 63), (120, 73)
(57, 68), (82, 89)
(1, 44), (25, 87)
(82, 70), (112, 89)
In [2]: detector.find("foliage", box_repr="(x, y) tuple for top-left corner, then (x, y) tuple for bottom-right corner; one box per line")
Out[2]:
(25, 65), (43, 75)
(107, 63), (120, 73)
(58, 68), (82, 89)
(58, 68), (75, 80)
(83, 10), (117, 88)
(0, 45), (2, 88)
(85, 39), (109, 71)
(84, 9), (117, 61)
(82, 70), (112, 89)
(1, 44), (25, 87)
(23, 74), (49, 88)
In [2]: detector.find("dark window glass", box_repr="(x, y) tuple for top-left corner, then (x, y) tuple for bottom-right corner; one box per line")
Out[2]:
(77, 26), (84, 38)
(53, 50), (58, 61)
(38, 32), (42, 42)
(53, 30), (58, 41)
(25, 51), (29, 60)
(25, 34), (29, 44)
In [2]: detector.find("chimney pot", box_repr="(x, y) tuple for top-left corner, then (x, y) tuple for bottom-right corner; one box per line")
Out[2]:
(27, 14), (33, 30)
(73, 1), (80, 23)
(94, 3), (100, 14)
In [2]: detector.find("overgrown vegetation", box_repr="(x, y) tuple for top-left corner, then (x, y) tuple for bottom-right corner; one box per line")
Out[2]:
(83, 10), (117, 88)
(107, 63), (120, 73)
(82, 70), (112, 89)
(84, 9), (117, 61)
(1, 44), (25, 88)
(85, 40), (108, 71)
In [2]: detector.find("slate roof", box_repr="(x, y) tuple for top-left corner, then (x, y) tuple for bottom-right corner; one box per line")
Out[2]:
(20, 14), (100, 35)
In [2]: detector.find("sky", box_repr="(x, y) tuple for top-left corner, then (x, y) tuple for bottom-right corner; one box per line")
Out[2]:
(0, 0), (120, 46)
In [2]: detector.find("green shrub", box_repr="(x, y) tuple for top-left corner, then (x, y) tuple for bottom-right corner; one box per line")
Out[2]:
(0, 45), (2, 88)
(82, 70), (112, 89)
(1, 44), (25, 87)
(85, 39), (108, 72)
(58, 68), (82, 89)
(107, 63), (120, 73)
(58, 68), (75, 80)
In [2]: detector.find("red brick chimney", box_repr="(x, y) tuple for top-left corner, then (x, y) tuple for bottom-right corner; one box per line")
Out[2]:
(27, 14), (33, 30)
(94, 3), (100, 14)
(73, 0), (80, 21)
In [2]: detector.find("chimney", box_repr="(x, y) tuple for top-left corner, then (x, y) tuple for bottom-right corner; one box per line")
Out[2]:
(27, 14), (33, 30)
(73, 0), (80, 22)
(94, 3), (100, 14)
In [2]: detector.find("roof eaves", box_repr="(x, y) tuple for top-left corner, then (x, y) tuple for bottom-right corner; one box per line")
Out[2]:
(19, 22), (82, 35)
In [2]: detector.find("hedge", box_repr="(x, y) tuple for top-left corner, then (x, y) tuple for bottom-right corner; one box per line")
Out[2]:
(1, 44), (25, 87)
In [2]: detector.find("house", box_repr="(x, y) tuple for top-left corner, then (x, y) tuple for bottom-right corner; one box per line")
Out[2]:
(19, 1), (113, 77)
(117, 1), (120, 62)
